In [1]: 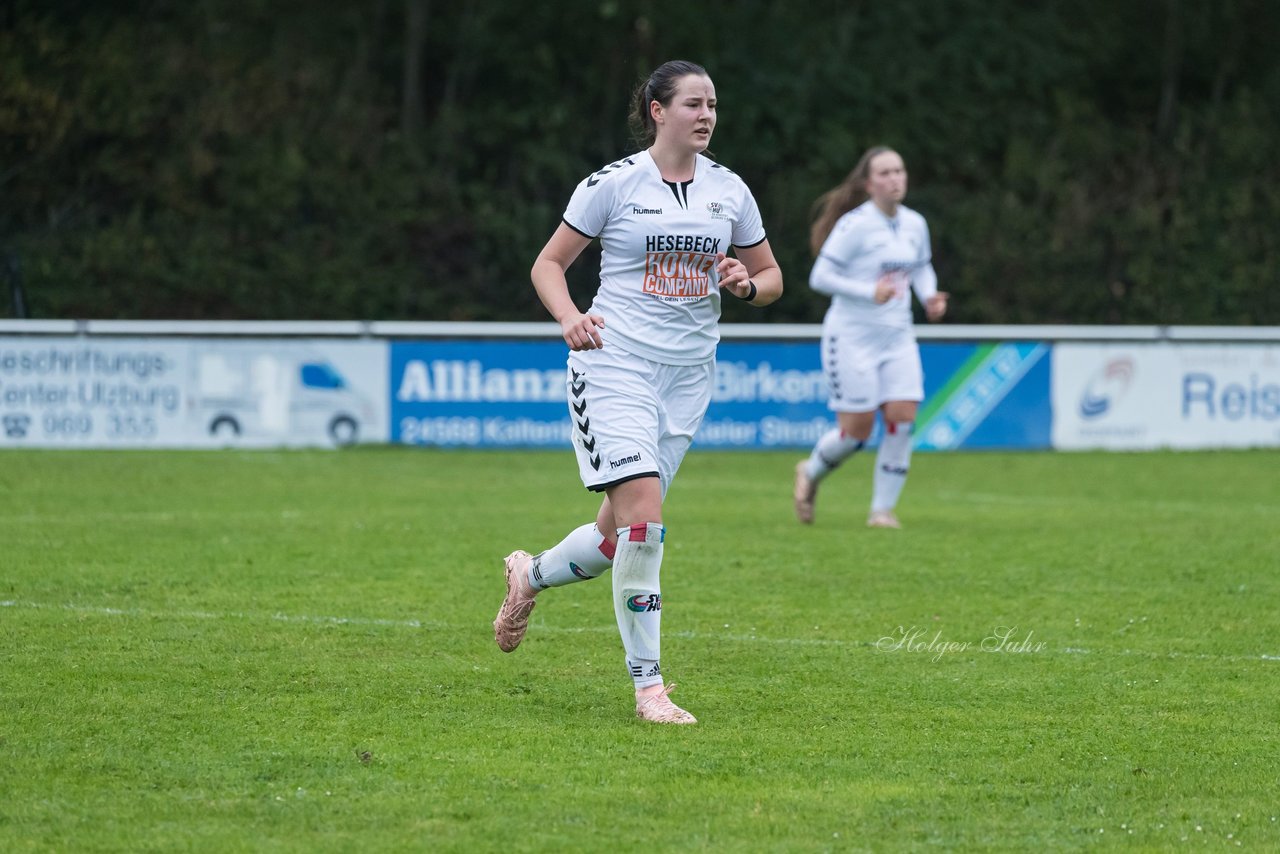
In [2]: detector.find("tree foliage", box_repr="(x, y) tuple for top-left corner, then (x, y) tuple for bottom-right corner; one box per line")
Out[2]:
(3, 0), (1278, 323)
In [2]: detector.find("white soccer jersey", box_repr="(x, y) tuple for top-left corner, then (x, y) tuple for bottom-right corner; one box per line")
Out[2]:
(563, 149), (767, 365)
(809, 200), (937, 329)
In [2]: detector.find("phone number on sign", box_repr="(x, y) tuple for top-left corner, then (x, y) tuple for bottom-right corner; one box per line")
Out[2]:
(3, 411), (159, 440)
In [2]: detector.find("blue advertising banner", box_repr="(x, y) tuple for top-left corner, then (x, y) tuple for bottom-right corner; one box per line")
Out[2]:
(391, 340), (571, 446)
(916, 341), (1052, 450)
(389, 339), (1051, 450)
(702, 341), (831, 448)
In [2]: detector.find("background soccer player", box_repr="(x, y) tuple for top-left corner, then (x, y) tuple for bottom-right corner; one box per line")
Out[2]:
(493, 60), (783, 724)
(794, 146), (948, 528)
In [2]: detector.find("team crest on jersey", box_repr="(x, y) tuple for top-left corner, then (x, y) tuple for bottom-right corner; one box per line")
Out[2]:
(706, 201), (730, 221)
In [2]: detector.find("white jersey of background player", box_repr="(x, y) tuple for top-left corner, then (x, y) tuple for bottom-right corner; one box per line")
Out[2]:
(815, 199), (937, 329)
(492, 60), (782, 725)
(794, 146), (948, 529)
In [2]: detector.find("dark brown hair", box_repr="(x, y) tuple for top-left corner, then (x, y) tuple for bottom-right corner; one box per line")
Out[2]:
(808, 146), (895, 256)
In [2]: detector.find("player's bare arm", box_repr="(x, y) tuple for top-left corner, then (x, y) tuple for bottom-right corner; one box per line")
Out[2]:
(531, 224), (606, 350)
(718, 240), (782, 306)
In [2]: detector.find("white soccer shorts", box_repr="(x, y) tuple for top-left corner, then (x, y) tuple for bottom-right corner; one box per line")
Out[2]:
(821, 323), (924, 412)
(565, 346), (713, 497)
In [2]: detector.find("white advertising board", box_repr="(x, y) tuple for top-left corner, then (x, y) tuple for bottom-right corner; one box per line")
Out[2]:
(1052, 343), (1280, 449)
(0, 338), (388, 448)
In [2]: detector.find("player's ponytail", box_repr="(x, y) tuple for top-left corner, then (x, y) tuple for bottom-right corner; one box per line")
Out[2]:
(809, 145), (894, 256)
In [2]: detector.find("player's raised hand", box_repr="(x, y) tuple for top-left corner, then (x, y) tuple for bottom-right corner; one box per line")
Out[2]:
(874, 272), (907, 304)
(714, 251), (752, 298)
(925, 292), (949, 321)
(561, 311), (606, 350)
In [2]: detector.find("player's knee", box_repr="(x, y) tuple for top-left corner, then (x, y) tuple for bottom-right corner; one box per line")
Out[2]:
(882, 405), (917, 426)
(838, 412), (876, 439)
(608, 474), (661, 514)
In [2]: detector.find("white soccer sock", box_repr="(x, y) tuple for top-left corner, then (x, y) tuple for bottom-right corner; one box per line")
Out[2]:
(804, 428), (865, 482)
(872, 421), (914, 512)
(527, 523), (615, 590)
(612, 522), (665, 690)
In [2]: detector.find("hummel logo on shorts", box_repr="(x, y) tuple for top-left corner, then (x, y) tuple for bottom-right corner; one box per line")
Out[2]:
(609, 452), (642, 470)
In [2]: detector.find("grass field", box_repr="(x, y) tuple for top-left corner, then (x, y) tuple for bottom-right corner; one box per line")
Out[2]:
(2, 447), (1277, 852)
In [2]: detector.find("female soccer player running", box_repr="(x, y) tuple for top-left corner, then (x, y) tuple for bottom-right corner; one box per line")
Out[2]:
(793, 147), (948, 528)
(492, 60), (782, 724)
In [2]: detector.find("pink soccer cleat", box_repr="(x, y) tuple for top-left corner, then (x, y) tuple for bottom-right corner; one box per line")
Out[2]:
(493, 550), (537, 652)
(635, 683), (697, 724)
(866, 510), (902, 529)
(794, 461), (817, 525)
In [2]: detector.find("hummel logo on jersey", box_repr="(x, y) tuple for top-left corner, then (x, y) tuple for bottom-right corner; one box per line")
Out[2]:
(632, 206), (662, 215)
(609, 452), (642, 470)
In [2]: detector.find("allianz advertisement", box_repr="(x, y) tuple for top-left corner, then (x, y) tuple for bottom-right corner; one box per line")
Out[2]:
(1052, 343), (1280, 449)
(390, 339), (1051, 450)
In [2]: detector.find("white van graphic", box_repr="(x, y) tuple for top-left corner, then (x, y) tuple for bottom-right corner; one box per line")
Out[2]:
(191, 351), (373, 446)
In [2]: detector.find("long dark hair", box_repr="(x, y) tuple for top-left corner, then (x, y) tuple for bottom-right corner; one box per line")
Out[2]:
(628, 60), (708, 148)
(808, 146), (895, 256)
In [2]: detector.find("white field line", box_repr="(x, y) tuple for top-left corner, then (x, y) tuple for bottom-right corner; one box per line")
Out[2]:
(2, 600), (1276, 663)
(933, 490), (1280, 515)
(0, 509), (353, 524)
(4, 494), (1278, 526)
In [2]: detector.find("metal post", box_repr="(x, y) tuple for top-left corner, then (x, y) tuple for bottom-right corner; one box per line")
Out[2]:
(4, 252), (27, 318)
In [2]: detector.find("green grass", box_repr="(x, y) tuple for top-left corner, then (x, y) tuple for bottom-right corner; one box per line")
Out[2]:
(2, 448), (1277, 852)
